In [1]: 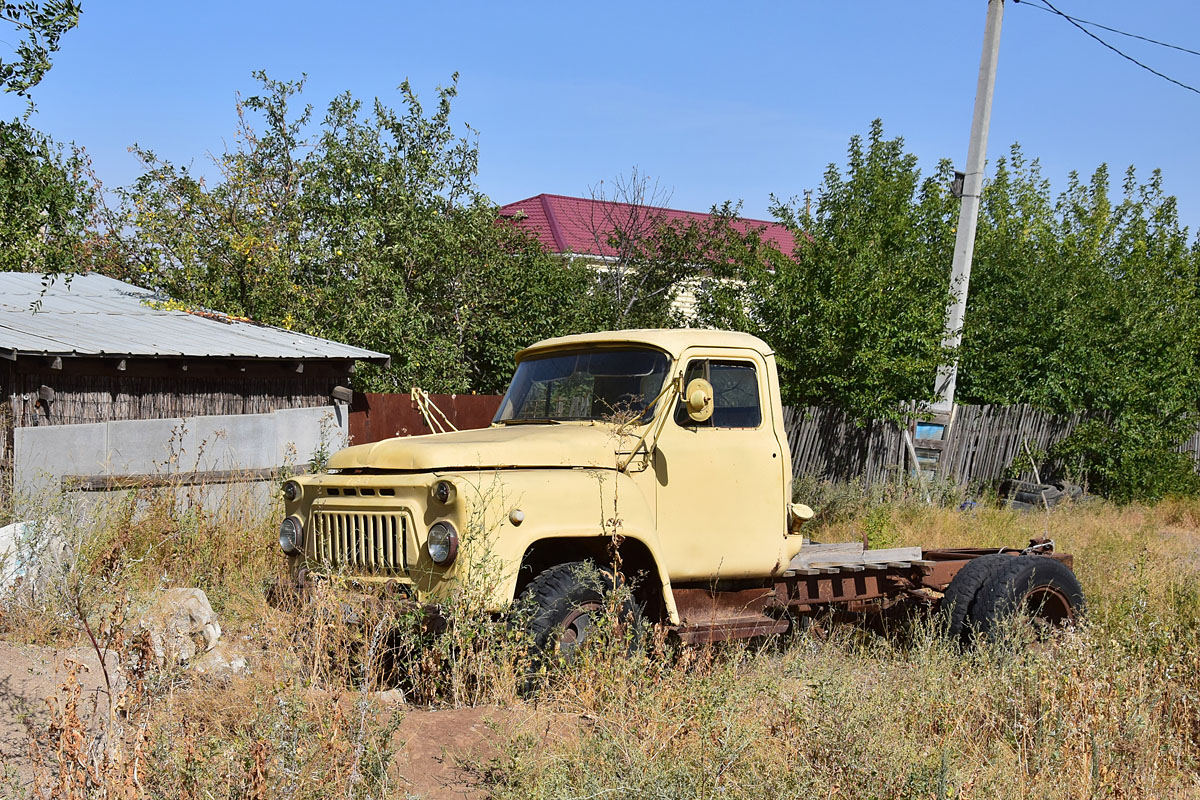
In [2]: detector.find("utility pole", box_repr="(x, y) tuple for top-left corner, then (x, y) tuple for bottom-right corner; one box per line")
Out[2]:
(912, 0), (1004, 480)
(932, 0), (1005, 415)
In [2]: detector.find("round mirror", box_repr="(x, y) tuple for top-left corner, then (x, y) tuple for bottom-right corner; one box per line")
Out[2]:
(684, 378), (714, 423)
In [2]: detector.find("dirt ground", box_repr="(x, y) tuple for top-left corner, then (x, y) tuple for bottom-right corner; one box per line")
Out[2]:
(0, 640), (114, 796)
(0, 639), (556, 799)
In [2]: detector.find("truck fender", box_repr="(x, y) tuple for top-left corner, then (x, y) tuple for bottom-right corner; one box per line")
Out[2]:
(512, 531), (680, 625)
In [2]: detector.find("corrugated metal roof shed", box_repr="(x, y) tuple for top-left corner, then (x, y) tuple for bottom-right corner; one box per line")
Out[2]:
(0, 273), (387, 362)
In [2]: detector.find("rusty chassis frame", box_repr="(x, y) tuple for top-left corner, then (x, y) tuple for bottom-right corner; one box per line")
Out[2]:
(671, 541), (1074, 644)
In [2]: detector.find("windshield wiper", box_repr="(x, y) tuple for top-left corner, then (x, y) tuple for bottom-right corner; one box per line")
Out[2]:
(498, 418), (563, 425)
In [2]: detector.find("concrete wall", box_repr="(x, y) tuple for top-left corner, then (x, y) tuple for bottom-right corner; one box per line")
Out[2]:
(13, 404), (348, 497)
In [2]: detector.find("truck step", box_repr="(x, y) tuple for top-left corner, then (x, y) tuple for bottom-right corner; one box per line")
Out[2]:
(671, 586), (788, 643)
(675, 614), (790, 644)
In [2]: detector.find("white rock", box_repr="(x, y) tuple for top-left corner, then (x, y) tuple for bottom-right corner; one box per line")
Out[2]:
(0, 517), (72, 603)
(0, 520), (28, 590)
(192, 640), (249, 677)
(134, 588), (222, 665)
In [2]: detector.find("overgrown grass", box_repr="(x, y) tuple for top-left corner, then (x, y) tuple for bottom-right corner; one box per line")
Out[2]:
(2, 482), (1199, 798)
(488, 618), (1200, 799)
(486, 498), (1200, 799)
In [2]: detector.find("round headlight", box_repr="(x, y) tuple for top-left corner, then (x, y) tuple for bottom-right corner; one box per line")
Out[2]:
(282, 480), (302, 502)
(432, 480), (456, 505)
(279, 516), (303, 554)
(427, 521), (458, 565)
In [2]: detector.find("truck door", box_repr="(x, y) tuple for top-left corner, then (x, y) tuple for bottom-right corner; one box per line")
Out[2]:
(653, 352), (789, 581)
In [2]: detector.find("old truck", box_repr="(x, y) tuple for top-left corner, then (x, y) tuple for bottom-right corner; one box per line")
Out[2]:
(277, 329), (1083, 649)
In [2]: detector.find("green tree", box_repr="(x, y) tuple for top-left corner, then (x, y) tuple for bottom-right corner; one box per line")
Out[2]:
(956, 146), (1064, 405)
(1, 0), (80, 98)
(1, 1), (90, 278)
(962, 153), (1200, 500)
(0, 118), (92, 274)
(106, 73), (595, 393)
(696, 120), (957, 422)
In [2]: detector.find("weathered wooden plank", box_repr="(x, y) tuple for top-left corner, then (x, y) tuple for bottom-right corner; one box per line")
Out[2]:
(859, 546), (922, 562)
(790, 545), (921, 570)
(788, 542), (863, 570)
(64, 464), (308, 491)
(798, 542), (864, 554)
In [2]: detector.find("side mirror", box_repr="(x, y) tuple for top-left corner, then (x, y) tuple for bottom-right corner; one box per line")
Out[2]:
(789, 503), (814, 535)
(684, 378), (714, 423)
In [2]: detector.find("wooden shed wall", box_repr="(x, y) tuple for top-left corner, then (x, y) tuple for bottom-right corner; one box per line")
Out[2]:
(7, 371), (343, 428)
(3, 355), (353, 432)
(1, 361), (14, 492)
(2, 358), (351, 507)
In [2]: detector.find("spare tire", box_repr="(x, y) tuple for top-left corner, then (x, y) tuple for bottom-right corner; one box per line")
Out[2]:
(968, 555), (1084, 641)
(938, 553), (1014, 644)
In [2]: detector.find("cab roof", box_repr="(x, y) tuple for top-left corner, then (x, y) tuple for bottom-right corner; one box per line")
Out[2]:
(516, 329), (773, 361)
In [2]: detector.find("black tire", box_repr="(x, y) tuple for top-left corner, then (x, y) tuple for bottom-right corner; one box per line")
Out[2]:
(938, 553), (1014, 643)
(1054, 481), (1085, 502)
(999, 478), (1038, 497)
(1000, 479), (1063, 507)
(1012, 488), (1062, 506)
(968, 555), (1085, 641)
(519, 561), (642, 662)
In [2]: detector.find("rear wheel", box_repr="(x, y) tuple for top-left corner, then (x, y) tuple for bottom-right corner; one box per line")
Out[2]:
(968, 555), (1084, 641)
(938, 553), (1013, 644)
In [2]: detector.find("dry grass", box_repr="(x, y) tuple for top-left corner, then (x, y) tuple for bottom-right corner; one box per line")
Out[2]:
(487, 498), (1200, 799)
(2, 482), (1199, 798)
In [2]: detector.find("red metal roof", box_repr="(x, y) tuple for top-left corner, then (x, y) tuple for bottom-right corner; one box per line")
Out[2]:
(499, 193), (796, 258)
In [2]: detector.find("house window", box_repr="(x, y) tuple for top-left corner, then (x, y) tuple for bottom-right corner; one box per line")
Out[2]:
(675, 360), (762, 428)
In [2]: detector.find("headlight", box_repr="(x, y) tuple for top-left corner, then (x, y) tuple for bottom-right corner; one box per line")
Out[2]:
(279, 516), (304, 554)
(427, 521), (458, 565)
(282, 480), (302, 502)
(431, 480), (456, 505)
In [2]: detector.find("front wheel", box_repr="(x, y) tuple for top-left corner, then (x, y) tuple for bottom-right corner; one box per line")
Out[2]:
(518, 561), (642, 663)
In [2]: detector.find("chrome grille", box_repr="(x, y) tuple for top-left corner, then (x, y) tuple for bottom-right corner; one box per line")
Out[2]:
(311, 510), (411, 574)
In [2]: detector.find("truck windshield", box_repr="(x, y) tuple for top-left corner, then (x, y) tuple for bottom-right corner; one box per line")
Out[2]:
(495, 348), (671, 423)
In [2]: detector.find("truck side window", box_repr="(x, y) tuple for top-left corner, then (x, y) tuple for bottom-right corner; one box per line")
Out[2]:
(675, 360), (762, 428)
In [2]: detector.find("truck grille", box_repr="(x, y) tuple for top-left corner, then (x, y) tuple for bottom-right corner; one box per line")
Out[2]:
(311, 510), (412, 574)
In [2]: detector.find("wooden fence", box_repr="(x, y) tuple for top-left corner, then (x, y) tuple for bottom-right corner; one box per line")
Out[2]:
(783, 406), (907, 485)
(935, 404), (1089, 484)
(1182, 429), (1200, 463)
(783, 403), (1096, 486)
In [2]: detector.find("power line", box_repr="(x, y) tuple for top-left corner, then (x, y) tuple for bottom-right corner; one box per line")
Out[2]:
(1019, 0), (1200, 58)
(1018, 0), (1200, 96)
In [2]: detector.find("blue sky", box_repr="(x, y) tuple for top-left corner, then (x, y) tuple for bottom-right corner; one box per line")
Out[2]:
(6, 1), (1199, 229)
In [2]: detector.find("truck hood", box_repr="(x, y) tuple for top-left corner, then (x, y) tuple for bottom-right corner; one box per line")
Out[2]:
(327, 423), (631, 471)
